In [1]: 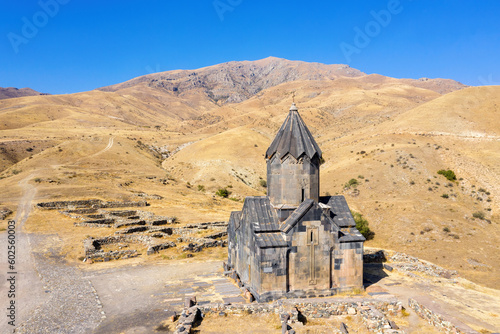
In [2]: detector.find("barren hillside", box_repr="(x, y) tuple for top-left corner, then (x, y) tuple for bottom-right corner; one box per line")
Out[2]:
(1, 58), (498, 290)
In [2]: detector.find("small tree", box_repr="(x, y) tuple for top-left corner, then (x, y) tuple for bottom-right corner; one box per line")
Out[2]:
(351, 211), (375, 240)
(472, 211), (485, 220)
(216, 188), (230, 198)
(345, 178), (359, 189)
(437, 169), (457, 181)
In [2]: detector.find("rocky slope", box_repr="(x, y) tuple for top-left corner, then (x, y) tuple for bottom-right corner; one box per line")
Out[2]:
(98, 57), (466, 107)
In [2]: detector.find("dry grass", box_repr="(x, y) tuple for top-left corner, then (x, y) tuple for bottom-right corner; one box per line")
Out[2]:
(0, 74), (498, 289)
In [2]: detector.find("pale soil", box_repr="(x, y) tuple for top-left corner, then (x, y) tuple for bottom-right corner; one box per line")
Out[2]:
(364, 264), (500, 333)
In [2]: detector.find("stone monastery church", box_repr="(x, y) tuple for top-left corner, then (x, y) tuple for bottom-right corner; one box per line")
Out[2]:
(227, 103), (365, 302)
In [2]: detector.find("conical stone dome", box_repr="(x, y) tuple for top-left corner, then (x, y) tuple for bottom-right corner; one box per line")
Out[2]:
(266, 103), (322, 160)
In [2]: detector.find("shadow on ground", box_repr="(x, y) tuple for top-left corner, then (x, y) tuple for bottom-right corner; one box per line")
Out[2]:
(363, 258), (389, 289)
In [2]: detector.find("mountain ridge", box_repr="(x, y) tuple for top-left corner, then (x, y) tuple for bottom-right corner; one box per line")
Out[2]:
(0, 87), (48, 100)
(98, 57), (466, 106)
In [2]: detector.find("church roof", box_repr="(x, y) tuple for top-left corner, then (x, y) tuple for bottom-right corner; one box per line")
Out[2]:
(242, 197), (280, 232)
(321, 196), (365, 242)
(323, 196), (357, 228)
(265, 103), (322, 160)
(255, 232), (288, 248)
(280, 199), (314, 233)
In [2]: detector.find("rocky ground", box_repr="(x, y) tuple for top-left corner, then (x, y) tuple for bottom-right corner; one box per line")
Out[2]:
(4, 233), (500, 333)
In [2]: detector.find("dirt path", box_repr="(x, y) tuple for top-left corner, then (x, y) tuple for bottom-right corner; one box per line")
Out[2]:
(87, 136), (114, 159)
(1, 166), (108, 333)
(0, 174), (48, 333)
(2, 135), (130, 333)
(86, 260), (224, 333)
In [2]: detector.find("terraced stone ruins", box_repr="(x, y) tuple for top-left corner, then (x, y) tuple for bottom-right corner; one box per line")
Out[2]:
(36, 199), (228, 262)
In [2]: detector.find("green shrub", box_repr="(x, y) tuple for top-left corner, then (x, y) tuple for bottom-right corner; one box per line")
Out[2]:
(472, 211), (485, 220)
(441, 194), (449, 198)
(351, 211), (374, 240)
(437, 169), (457, 181)
(34, 178), (42, 183)
(216, 188), (230, 198)
(197, 185), (205, 192)
(345, 178), (359, 189)
(443, 227), (451, 233)
(259, 179), (267, 188)
(12, 169), (21, 175)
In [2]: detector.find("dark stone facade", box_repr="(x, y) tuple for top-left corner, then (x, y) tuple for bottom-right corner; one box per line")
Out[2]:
(227, 103), (365, 302)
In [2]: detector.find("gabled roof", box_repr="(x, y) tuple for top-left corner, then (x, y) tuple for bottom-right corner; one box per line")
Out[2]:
(280, 199), (314, 233)
(322, 196), (357, 227)
(265, 103), (322, 160)
(338, 227), (366, 242)
(242, 196), (280, 232)
(255, 233), (288, 248)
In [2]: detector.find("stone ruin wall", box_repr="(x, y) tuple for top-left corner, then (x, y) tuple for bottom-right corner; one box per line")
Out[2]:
(193, 299), (405, 334)
(408, 298), (474, 334)
(82, 221), (229, 262)
(36, 200), (229, 263)
(36, 199), (149, 210)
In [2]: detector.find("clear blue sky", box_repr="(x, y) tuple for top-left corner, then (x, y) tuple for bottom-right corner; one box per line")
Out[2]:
(1, 0), (499, 94)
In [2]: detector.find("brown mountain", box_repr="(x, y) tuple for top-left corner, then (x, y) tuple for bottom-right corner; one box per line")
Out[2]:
(98, 57), (466, 108)
(0, 87), (47, 100)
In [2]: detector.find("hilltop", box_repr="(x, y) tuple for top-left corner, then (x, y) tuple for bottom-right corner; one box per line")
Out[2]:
(0, 87), (47, 100)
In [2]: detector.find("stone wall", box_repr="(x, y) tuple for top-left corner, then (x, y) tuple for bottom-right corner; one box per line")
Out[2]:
(390, 253), (458, 279)
(85, 249), (138, 262)
(408, 298), (477, 334)
(82, 222), (228, 261)
(83, 235), (153, 256)
(363, 249), (458, 280)
(74, 218), (116, 228)
(198, 299), (404, 333)
(37, 199), (148, 210)
(37, 199), (102, 209)
(39, 199), (228, 262)
(146, 241), (177, 255)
